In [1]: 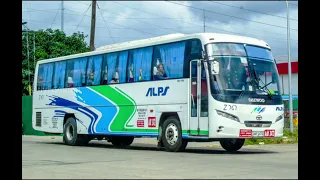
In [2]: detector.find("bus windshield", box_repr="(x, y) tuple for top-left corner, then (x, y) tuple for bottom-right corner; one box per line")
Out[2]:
(206, 43), (282, 104)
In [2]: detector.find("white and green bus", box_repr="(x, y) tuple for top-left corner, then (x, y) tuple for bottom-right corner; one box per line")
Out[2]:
(32, 33), (284, 152)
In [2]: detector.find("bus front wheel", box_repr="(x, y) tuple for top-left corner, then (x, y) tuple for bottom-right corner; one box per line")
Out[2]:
(63, 117), (90, 146)
(161, 116), (188, 152)
(220, 138), (245, 152)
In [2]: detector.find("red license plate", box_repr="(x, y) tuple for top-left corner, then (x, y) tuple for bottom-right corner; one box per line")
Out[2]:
(264, 129), (275, 138)
(239, 129), (252, 137)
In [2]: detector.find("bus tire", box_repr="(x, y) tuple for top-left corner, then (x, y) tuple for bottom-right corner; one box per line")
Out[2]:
(161, 116), (188, 152)
(220, 139), (245, 152)
(111, 136), (134, 147)
(63, 117), (90, 146)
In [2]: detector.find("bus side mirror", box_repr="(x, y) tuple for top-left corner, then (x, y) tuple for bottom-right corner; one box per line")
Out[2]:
(211, 61), (219, 75)
(202, 50), (206, 59)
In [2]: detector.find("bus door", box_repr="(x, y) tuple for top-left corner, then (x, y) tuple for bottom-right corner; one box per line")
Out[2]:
(189, 60), (209, 136)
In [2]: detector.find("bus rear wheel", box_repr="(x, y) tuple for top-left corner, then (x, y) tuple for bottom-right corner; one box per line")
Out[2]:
(161, 116), (188, 152)
(111, 136), (134, 147)
(63, 117), (90, 146)
(220, 138), (245, 152)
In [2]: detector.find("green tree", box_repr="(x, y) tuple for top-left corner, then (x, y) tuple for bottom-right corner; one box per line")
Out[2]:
(22, 28), (90, 95)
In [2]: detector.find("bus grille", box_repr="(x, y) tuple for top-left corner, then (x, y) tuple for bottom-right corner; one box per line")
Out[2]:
(35, 112), (42, 127)
(244, 121), (272, 128)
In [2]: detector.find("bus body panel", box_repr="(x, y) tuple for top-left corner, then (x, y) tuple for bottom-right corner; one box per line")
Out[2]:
(208, 97), (284, 138)
(32, 79), (206, 137)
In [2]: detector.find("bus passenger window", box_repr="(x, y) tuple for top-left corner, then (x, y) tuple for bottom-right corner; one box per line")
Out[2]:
(53, 61), (66, 89)
(64, 57), (87, 88)
(87, 55), (103, 86)
(153, 41), (186, 80)
(37, 63), (54, 90)
(129, 47), (153, 82)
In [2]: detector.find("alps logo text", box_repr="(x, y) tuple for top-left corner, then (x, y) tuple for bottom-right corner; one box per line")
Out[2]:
(146, 86), (169, 97)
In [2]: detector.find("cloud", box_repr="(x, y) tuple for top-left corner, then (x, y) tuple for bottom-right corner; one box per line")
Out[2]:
(22, 1), (298, 59)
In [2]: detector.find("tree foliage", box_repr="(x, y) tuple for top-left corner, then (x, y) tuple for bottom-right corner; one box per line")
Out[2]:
(22, 28), (90, 95)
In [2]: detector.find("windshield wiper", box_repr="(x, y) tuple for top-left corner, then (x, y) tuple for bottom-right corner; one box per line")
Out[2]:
(250, 66), (274, 100)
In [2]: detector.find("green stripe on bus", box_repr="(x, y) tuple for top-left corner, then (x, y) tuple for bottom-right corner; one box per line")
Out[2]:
(90, 86), (136, 132)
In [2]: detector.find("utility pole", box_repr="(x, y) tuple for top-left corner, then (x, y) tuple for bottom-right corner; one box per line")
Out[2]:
(90, 0), (97, 51)
(61, 0), (64, 32)
(285, 1), (294, 132)
(203, 9), (206, 32)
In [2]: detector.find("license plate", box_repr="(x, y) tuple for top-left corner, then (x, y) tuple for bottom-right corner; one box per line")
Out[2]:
(264, 129), (275, 138)
(252, 131), (264, 137)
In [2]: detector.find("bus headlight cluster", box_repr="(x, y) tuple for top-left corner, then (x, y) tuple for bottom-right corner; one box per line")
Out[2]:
(216, 110), (240, 122)
(276, 114), (284, 122)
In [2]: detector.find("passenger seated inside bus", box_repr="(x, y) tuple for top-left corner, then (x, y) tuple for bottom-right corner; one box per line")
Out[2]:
(127, 65), (133, 82)
(67, 77), (74, 88)
(102, 66), (108, 85)
(87, 72), (94, 86)
(138, 69), (143, 81)
(110, 72), (119, 84)
(154, 63), (168, 80)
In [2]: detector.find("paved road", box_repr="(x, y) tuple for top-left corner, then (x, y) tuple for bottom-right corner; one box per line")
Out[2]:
(22, 136), (298, 179)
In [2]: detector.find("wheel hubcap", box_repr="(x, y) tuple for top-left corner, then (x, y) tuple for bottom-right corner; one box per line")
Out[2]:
(66, 124), (74, 140)
(165, 123), (178, 145)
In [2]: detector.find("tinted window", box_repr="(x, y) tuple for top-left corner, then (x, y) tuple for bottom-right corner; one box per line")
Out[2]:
(153, 41), (186, 80)
(128, 47), (153, 82)
(37, 63), (54, 90)
(87, 55), (103, 86)
(53, 61), (66, 89)
(65, 57), (87, 88)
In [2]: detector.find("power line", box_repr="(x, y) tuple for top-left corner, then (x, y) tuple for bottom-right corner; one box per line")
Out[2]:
(97, 5), (185, 34)
(23, 7), (296, 40)
(23, 8), (199, 20)
(75, 3), (92, 32)
(110, 1), (248, 35)
(203, 12), (296, 38)
(50, 2), (62, 29)
(96, 3), (115, 43)
(208, 1), (298, 21)
(22, 2), (298, 49)
(23, 19), (201, 30)
(166, 1), (298, 31)
(23, 5), (297, 38)
(111, 1), (298, 42)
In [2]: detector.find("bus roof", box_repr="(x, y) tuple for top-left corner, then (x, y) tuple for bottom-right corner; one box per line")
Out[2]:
(36, 32), (270, 65)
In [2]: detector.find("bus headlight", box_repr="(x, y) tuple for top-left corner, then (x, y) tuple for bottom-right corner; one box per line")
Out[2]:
(276, 114), (283, 122)
(216, 110), (240, 122)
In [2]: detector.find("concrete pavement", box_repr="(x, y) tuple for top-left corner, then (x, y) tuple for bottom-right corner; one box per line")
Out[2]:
(22, 136), (298, 179)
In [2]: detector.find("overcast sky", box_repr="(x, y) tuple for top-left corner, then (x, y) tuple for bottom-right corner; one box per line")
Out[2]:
(22, 1), (298, 60)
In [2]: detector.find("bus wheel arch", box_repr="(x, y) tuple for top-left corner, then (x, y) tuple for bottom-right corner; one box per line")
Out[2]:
(160, 114), (188, 152)
(158, 112), (180, 148)
(63, 115), (90, 146)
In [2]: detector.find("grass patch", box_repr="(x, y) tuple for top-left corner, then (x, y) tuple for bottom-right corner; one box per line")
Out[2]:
(244, 129), (298, 145)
